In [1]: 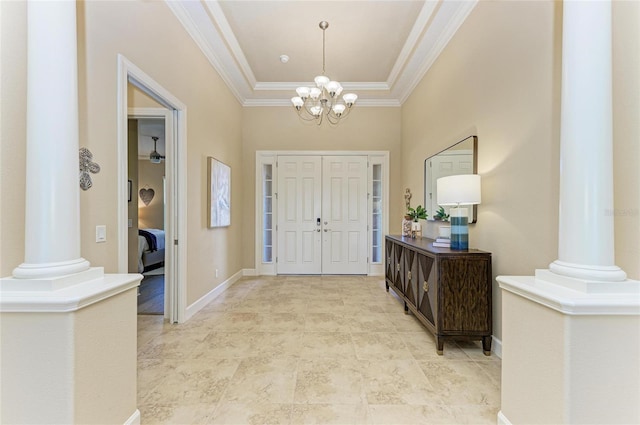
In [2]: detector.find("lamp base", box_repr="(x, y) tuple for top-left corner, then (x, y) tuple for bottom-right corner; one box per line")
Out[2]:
(450, 207), (468, 250)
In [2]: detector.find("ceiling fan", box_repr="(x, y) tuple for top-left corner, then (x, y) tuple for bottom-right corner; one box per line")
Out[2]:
(149, 136), (165, 164)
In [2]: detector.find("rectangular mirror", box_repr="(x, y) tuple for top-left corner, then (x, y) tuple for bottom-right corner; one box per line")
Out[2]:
(424, 135), (478, 223)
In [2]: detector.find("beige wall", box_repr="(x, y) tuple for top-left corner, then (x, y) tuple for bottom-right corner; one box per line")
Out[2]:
(1, 1), (244, 306)
(241, 106), (402, 268)
(0, 0), (27, 275)
(402, 0), (640, 342)
(612, 0), (640, 282)
(137, 160), (165, 230)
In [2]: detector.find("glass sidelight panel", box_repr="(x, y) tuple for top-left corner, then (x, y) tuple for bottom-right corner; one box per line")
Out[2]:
(262, 164), (273, 263)
(371, 163), (382, 263)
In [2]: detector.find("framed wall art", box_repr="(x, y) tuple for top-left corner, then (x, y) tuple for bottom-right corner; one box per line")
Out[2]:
(207, 157), (231, 228)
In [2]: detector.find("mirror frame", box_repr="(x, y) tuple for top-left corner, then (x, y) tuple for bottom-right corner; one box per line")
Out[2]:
(424, 135), (478, 223)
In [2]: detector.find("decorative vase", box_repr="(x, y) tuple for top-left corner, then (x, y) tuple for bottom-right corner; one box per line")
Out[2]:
(411, 221), (422, 238)
(402, 215), (412, 237)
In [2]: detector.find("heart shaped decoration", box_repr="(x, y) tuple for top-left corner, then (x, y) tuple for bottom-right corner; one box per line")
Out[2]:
(139, 188), (155, 206)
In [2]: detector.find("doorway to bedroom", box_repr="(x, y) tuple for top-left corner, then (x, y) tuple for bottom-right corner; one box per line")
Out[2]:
(129, 117), (166, 315)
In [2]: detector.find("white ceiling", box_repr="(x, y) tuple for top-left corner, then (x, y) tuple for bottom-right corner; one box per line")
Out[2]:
(137, 119), (165, 159)
(165, 0), (478, 107)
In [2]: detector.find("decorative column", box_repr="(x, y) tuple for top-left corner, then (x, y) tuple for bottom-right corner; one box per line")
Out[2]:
(12, 0), (90, 279)
(0, 2), (141, 423)
(549, 0), (626, 282)
(497, 1), (639, 424)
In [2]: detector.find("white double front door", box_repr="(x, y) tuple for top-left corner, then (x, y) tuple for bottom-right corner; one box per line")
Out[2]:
(277, 155), (368, 275)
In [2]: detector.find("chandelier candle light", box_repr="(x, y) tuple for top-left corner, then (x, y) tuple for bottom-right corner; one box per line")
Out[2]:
(291, 21), (357, 125)
(437, 174), (482, 250)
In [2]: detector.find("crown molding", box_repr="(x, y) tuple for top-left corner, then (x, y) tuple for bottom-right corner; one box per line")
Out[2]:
(386, 0), (439, 87)
(398, 0), (478, 104)
(243, 98), (401, 108)
(164, 0), (248, 104)
(165, 0), (477, 106)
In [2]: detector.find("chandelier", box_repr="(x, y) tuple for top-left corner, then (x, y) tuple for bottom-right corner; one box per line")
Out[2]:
(291, 21), (357, 125)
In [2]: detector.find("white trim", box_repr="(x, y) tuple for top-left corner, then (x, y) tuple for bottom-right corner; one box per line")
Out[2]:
(124, 409), (141, 425)
(242, 98), (401, 108)
(0, 270), (140, 313)
(497, 273), (640, 316)
(497, 411), (512, 425)
(117, 54), (188, 323)
(202, 0), (257, 89)
(242, 268), (258, 277)
(398, 0), (478, 104)
(492, 335), (502, 359)
(163, 0), (248, 104)
(184, 269), (245, 321)
(387, 0), (439, 86)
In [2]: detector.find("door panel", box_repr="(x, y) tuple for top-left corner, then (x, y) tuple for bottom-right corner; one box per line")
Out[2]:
(322, 156), (368, 274)
(277, 156), (322, 274)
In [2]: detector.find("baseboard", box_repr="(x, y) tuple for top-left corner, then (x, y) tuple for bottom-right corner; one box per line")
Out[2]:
(492, 335), (502, 358)
(242, 268), (258, 276)
(497, 410), (512, 425)
(124, 409), (140, 425)
(184, 269), (244, 321)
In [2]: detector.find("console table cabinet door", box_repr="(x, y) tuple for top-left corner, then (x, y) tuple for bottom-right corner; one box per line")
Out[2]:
(385, 239), (395, 284)
(439, 257), (492, 334)
(404, 249), (419, 306)
(416, 253), (437, 328)
(394, 244), (405, 294)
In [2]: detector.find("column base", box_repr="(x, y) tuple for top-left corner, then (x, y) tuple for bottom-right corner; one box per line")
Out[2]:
(12, 257), (91, 280)
(497, 272), (640, 424)
(550, 259), (627, 282)
(0, 270), (142, 424)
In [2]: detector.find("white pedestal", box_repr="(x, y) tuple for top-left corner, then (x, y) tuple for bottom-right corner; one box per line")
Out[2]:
(497, 272), (640, 424)
(1, 268), (142, 424)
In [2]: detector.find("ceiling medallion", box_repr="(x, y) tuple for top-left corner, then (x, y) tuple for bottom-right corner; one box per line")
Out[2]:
(291, 21), (357, 125)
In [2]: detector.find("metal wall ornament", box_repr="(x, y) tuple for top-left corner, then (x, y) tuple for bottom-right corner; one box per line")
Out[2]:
(139, 187), (155, 206)
(79, 147), (100, 190)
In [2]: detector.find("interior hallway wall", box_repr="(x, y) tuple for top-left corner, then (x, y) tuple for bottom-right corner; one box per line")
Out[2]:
(401, 0), (639, 344)
(0, 0), (244, 307)
(241, 106), (403, 271)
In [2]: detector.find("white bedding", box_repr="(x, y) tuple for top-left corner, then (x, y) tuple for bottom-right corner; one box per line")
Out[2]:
(138, 228), (165, 273)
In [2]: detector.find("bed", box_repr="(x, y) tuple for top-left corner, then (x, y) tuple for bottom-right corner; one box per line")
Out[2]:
(138, 228), (165, 273)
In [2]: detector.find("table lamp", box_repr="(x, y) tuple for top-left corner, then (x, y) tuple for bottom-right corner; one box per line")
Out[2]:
(437, 174), (482, 250)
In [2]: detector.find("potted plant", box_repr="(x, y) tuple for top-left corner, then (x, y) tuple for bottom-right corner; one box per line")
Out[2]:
(407, 205), (428, 222)
(406, 205), (427, 238)
(433, 206), (450, 221)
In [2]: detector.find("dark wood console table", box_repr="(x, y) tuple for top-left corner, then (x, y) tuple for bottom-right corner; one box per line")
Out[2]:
(385, 235), (492, 355)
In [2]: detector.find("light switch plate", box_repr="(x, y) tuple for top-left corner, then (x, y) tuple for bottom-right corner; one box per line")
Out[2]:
(96, 225), (106, 243)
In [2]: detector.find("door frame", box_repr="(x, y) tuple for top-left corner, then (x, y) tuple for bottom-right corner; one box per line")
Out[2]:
(117, 55), (187, 323)
(255, 150), (389, 276)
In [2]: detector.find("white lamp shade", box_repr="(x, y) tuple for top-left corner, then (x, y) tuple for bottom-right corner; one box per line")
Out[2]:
(310, 106), (323, 116)
(437, 174), (482, 206)
(332, 104), (346, 116)
(296, 87), (310, 98)
(309, 87), (321, 100)
(291, 97), (304, 108)
(342, 93), (357, 106)
(314, 75), (330, 88)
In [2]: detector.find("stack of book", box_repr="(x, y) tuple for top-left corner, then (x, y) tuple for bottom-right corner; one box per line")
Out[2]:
(432, 237), (451, 248)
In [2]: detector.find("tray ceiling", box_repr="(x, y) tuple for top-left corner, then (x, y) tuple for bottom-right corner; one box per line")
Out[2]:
(165, 0), (478, 106)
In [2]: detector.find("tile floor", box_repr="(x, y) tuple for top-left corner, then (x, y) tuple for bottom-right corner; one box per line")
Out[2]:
(137, 275), (501, 424)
